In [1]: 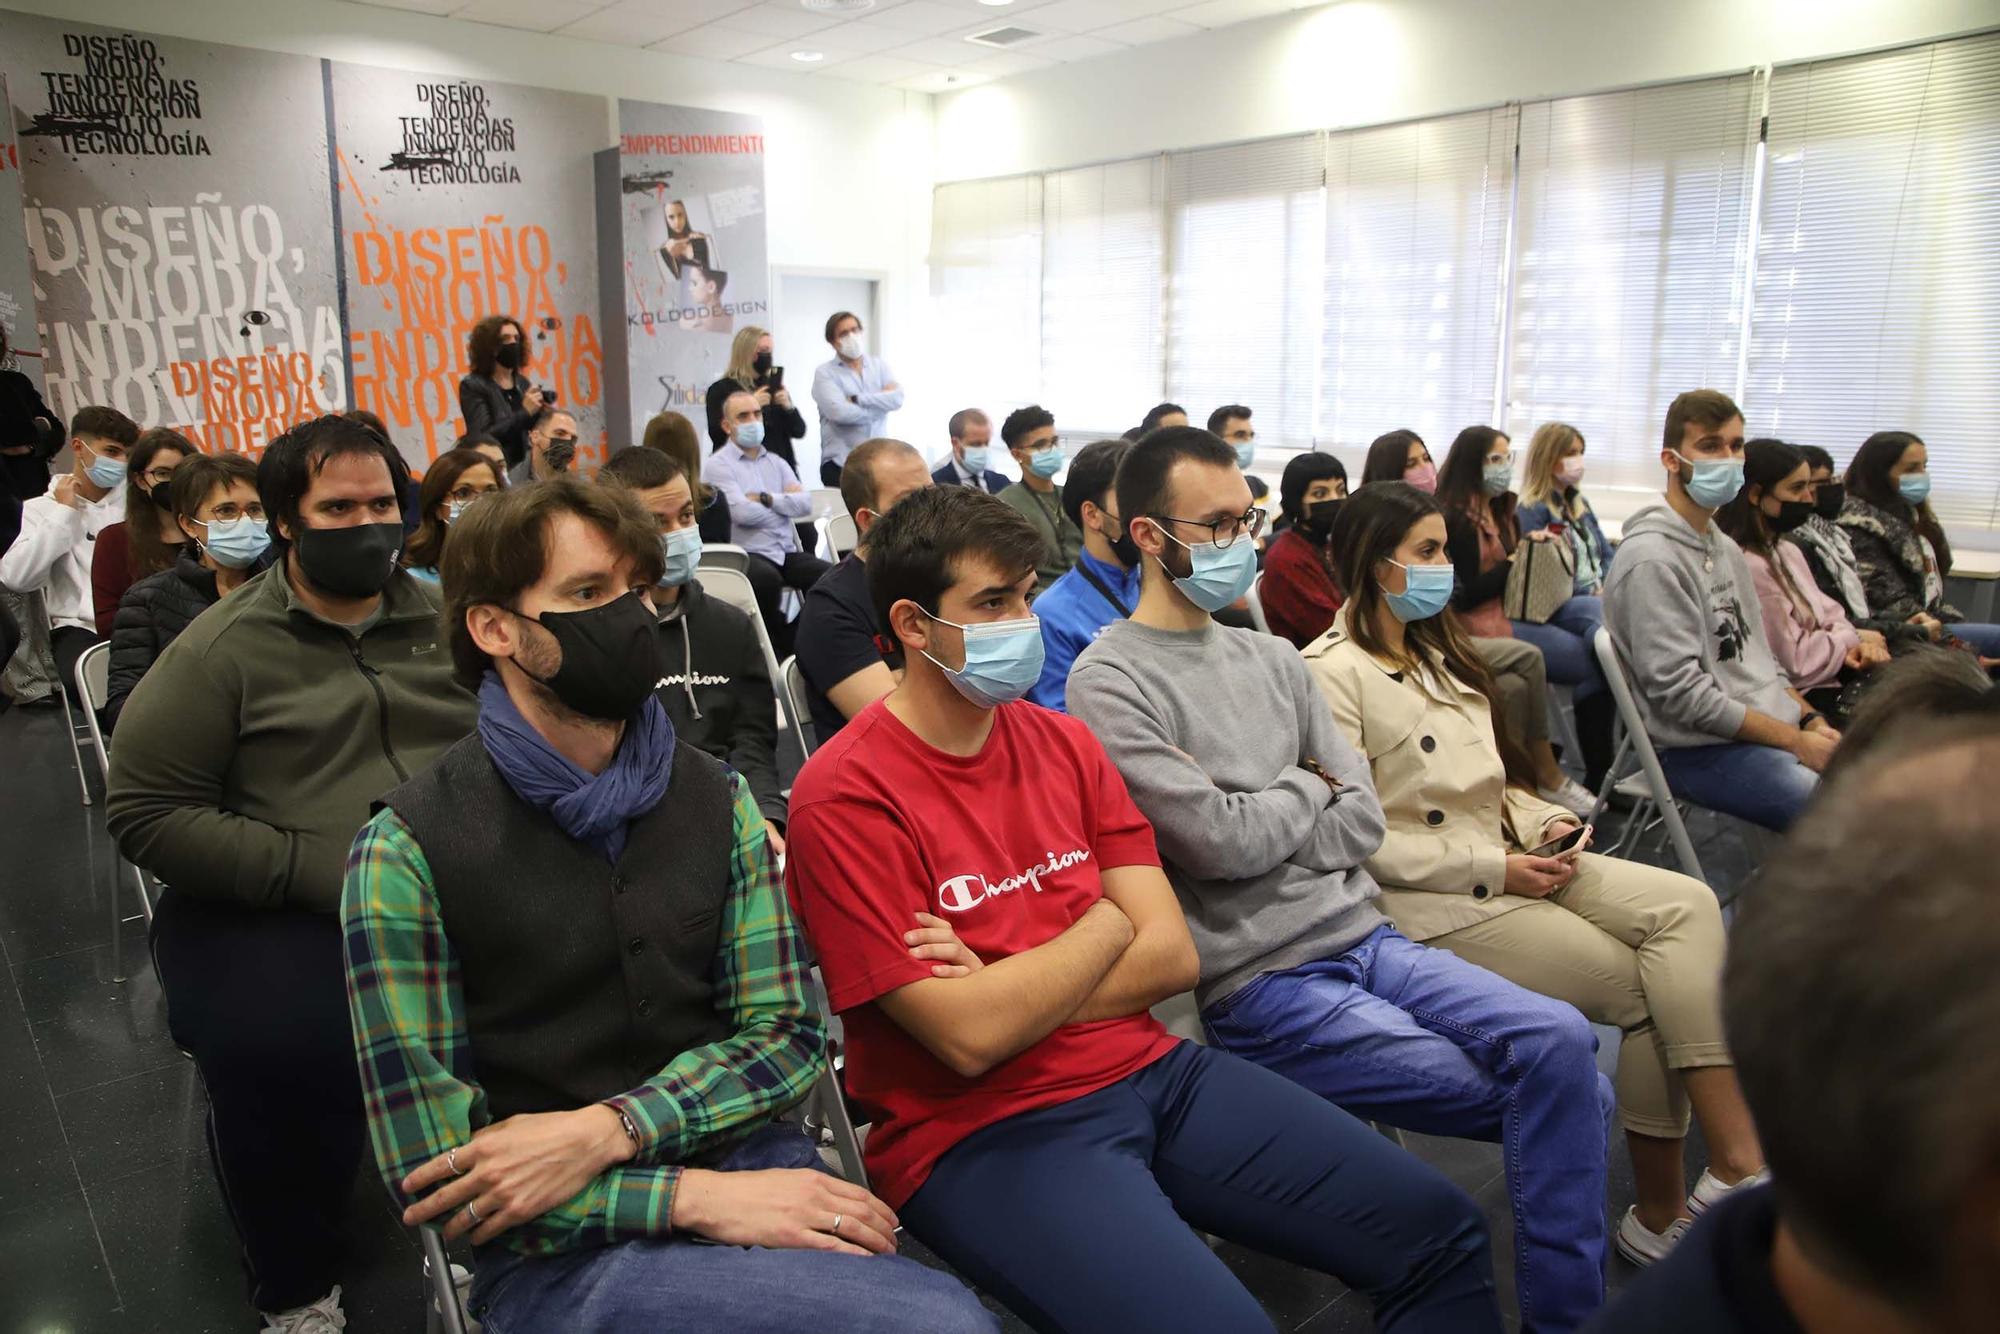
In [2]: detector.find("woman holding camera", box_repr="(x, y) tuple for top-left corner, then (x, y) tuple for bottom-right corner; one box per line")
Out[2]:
(457, 314), (549, 470)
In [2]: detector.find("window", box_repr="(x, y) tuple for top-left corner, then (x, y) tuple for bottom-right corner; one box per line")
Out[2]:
(1507, 76), (1759, 489)
(1322, 108), (1515, 452)
(1040, 158), (1167, 435)
(1749, 33), (2000, 527)
(928, 175), (1041, 421)
(1166, 134), (1324, 448)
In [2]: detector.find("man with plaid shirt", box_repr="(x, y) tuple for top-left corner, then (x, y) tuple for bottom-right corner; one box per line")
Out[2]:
(340, 477), (990, 1333)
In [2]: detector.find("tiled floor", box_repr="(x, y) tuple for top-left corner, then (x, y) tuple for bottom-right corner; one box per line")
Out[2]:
(0, 700), (1756, 1332)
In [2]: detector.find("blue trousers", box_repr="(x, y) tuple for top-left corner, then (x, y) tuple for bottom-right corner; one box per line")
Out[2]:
(470, 1123), (996, 1334)
(901, 1040), (1501, 1334)
(1205, 925), (1614, 1334)
(1655, 740), (1818, 831)
(1511, 595), (1608, 700)
(1947, 620), (2000, 657)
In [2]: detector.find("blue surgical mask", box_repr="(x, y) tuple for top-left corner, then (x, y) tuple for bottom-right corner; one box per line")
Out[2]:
(660, 526), (702, 588)
(1673, 453), (1745, 510)
(1156, 524), (1259, 614)
(1234, 440), (1256, 471)
(1897, 472), (1932, 506)
(736, 419), (766, 450)
(1382, 559), (1454, 623)
(960, 446), (989, 475)
(1027, 445), (1063, 480)
(447, 497), (478, 523)
(1481, 462), (1513, 496)
(193, 515), (272, 571)
(83, 443), (125, 490)
(921, 611), (1045, 709)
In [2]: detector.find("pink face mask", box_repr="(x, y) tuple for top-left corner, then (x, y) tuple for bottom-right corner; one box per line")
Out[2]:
(1556, 457), (1587, 487)
(1404, 462), (1438, 494)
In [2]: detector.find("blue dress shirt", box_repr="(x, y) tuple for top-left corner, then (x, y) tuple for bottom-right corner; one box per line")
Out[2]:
(811, 355), (905, 467)
(705, 439), (814, 563)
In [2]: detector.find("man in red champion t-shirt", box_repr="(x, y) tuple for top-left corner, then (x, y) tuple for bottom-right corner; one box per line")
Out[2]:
(786, 486), (1502, 1334)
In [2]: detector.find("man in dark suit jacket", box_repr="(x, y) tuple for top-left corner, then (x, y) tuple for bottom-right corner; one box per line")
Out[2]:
(933, 408), (1009, 493)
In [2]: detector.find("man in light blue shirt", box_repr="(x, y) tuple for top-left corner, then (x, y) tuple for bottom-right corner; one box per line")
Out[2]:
(704, 389), (829, 655)
(810, 310), (904, 485)
(1028, 439), (1141, 711)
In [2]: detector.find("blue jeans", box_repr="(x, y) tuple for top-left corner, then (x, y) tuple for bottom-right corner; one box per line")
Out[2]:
(1511, 596), (1608, 700)
(1655, 740), (1817, 832)
(902, 1040), (1501, 1334)
(1947, 620), (2000, 657)
(469, 1123), (996, 1334)
(1204, 925), (1613, 1334)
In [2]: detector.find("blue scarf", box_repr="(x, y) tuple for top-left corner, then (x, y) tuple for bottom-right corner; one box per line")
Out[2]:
(476, 672), (676, 864)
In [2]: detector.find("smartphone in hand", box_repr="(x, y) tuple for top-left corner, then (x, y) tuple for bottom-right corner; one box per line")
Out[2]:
(1526, 824), (1591, 860)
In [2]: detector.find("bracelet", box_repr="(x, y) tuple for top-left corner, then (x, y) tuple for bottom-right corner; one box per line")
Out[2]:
(1798, 711), (1826, 731)
(605, 1105), (642, 1152)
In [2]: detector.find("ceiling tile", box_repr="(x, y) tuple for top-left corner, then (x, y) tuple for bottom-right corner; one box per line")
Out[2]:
(962, 49), (1056, 75)
(1029, 31), (1130, 60)
(1091, 14), (1200, 43)
(861, 1), (984, 34)
(706, 2), (843, 37)
(1164, 0), (1294, 28)
(555, 0), (755, 44)
(1014, 0), (1152, 31)
(736, 42), (860, 69)
(880, 34), (988, 64)
(823, 53), (943, 83)
(648, 22), (780, 56)
(1076, 0), (1192, 14)
(809, 18), (943, 53)
(351, 0), (462, 15)
(446, 0), (609, 31)
(894, 66), (994, 91)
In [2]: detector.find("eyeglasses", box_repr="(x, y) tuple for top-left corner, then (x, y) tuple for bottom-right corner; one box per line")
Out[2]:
(142, 467), (180, 485)
(448, 485), (495, 503)
(203, 503), (266, 523)
(1151, 506), (1267, 549)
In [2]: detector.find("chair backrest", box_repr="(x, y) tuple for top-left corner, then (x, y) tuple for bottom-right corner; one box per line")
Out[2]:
(698, 542), (751, 574)
(1244, 572), (1272, 634)
(1592, 627), (1707, 880)
(824, 512), (860, 559)
(1150, 991), (1206, 1044)
(780, 655), (819, 757)
(74, 640), (113, 782)
(694, 567), (790, 733)
(810, 487), (844, 522)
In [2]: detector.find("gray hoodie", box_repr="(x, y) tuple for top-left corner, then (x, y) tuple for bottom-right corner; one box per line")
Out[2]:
(1603, 501), (1799, 750)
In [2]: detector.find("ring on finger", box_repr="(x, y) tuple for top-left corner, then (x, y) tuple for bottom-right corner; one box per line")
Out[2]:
(831, 1213), (843, 1237)
(465, 1201), (484, 1225)
(447, 1147), (464, 1177)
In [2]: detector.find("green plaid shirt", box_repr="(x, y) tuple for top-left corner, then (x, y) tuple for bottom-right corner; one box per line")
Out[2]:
(341, 774), (824, 1255)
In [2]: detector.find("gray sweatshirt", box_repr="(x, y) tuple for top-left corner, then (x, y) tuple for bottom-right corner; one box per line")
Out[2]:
(1603, 501), (1799, 750)
(1068, 618), (1387, 1009)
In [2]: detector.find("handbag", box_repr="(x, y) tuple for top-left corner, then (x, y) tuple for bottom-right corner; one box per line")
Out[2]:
(1503, 534), (1577, 624)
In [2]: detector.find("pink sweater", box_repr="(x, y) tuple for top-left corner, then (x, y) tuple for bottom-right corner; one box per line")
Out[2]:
(1747, 543), (1860, 690)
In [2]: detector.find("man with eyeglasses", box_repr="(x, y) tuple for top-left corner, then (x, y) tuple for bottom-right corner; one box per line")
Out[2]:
(995, 404), (1081, 595)
(1069, 426), (1613, 1334)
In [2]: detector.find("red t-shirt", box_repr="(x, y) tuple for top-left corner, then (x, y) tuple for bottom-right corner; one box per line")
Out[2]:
(785, 697), (1177, 1208)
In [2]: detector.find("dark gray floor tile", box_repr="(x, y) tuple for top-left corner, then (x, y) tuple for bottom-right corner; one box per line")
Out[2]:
(1293, 1290), (1369, 1333)
(1212, 1237), (1353, 1329)
(0, 1188), (118, 1329)
(86, 1152), (247, 1330)
(22, 939), (182, 1098)
(0, 1023), (83, 1210)
(56, 1061), (207, 1187)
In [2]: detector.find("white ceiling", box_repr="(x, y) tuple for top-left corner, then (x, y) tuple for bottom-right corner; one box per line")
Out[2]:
(355, 0), (1323, 92)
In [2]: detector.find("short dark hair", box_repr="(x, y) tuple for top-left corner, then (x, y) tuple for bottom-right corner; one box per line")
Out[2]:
(69, 404), (139, 446)
(1796, 443), (1837, 475)
(467, 314), (525, 378)
(999, 404), (1055, 450)
(454, 429), (503, 453)
(1206, 404), (1251, 435)
(344, 408), (392, 448)
(864, 486), (1044, 634)
(1662, 388), (1741, 452)
(1361, 429), (1425, 486)
(169, 451), (259, 520)
(1727, 722), (2000, 1311)
(948, 408), (988, 442)
(840, 438), (923, 518)
(258, 414), (413, 552)
(1139, 403), (1187, 436)
(1062, 439), (1130, 530)
(441, 476), (664, 689)
(1114, 425), (1237, 533)
(824, 310), (861, 344)
(1279, 450), (1348, 524)
(598, 445), (684, 491)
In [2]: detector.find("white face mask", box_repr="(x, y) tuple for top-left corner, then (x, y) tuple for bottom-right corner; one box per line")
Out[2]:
(836, 332), (863, 361)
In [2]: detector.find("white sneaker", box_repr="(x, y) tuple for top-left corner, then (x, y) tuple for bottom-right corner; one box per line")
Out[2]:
(261, 1286), (347, 1334)
(1539, 776), (1596, 818)
(1688, 1166), (1769, 1216)
(1614, 1207), (1692, 1267)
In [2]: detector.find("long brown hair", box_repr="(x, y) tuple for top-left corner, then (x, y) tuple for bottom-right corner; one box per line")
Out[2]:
(1846, 430), (1951, 576)
(1332, 482), (1539, 790)
(1717, 439), (1815, 614)
(466, 314), (526, 379)
(404, 448), (502, 570)
(122, 428), (197, 577)
(642, 410), (713, 508)
(1436, 425), (1519, 548)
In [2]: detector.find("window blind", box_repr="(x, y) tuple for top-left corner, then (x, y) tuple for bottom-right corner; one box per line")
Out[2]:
(928, 174), (1042, 424)
(1507, 75), (1759, 490)
(1322, 108), (1515, 455)
(1040, 157), (1167, 436)
(1749, 33), (2000, 527)
(1164, 134), (1325, 449)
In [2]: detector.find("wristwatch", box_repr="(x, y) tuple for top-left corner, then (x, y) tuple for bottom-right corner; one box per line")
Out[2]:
(1798, 711), (1826, 731)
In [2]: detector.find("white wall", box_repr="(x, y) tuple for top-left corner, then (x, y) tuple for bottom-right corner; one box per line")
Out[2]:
(935, 0), (2000, 178)
(0, 0), (937, 429)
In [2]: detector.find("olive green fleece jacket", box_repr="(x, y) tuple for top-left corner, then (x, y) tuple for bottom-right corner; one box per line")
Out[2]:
(106, 564), (477, 913)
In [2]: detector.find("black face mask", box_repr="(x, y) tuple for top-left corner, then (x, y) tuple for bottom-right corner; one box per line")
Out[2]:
(512, 591), (665, 721)
(1813, 483), (1844, 521)
(1299, 497), (1345, 543)
(150, 482), (175, 511)
(495, 343), (525, 372)
(1765, 499), (1816, 534)
(752, 351), (773, 375)
(543, 436), (577, 473)
(293, 522), (403, 599)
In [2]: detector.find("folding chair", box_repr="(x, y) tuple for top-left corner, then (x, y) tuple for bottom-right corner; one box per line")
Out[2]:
(820, 512), (860, 561)
(1587, 628), (1707, 882)
(1243, 573), (1272, 635)
(420, 1224), (473, 1334)
(695, 566), (791, 734)
(780, 655), (819, 758)
(38, 599), (93, 808)
(1547, 682), (1582, 775)
(75, 641), (155, 983)
(696, 542), (751, 574)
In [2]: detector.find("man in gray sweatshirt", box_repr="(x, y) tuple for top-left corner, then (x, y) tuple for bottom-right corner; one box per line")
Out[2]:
(1603, 389), (1840, 831)
(1069, 426), (1613, 1334)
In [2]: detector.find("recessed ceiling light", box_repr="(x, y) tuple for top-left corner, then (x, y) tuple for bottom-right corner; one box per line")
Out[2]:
(791, 50), (824, 62)
(800, 0), (874, 12)
(978, 0), (1016, 6)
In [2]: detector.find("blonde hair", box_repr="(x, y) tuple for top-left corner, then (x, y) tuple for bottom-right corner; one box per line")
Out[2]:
(1520, 422), (1586, 509)
(724, 325), (770, 388)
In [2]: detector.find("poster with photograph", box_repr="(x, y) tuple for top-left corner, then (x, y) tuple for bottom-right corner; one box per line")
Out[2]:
(328, 61), (607, 468)
(0, 73), (45, 393)
(597, 101), (767, 444)
(0, 14), (344, 453)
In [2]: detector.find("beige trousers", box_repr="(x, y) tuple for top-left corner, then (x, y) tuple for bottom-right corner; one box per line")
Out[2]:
(1428, 852), (1730, 1137)
(1473, 634), (1550, 748)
